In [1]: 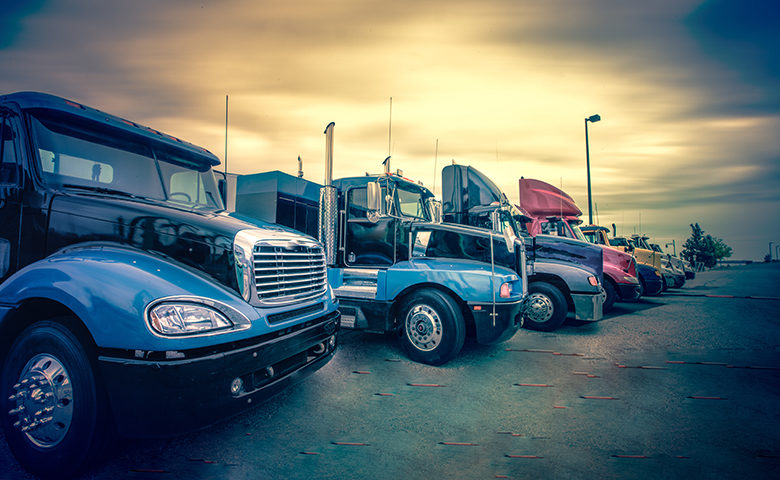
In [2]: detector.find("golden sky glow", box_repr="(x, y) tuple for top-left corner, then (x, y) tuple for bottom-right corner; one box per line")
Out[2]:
(2, 0), (779, 259)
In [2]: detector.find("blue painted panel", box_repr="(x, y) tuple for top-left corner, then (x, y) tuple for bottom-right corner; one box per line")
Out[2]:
(382, 258), (522, 303)
(0, 245), (337, 351)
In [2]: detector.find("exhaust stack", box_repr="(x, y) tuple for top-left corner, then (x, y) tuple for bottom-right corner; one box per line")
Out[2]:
(319, 122), (337, 266)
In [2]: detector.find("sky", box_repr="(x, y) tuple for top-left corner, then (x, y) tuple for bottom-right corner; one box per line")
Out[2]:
(1, 0), (779, 260)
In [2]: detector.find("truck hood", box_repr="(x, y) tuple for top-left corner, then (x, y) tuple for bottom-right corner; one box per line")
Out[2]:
(518, 178), (582, 218)
(532, 234), (603, 279)
(46, 193), (306, 292)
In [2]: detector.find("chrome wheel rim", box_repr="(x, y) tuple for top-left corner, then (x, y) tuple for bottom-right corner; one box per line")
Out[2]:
(524, 293), (554, 323)
(8, 354), (74, 448)
(405, 305), (443, 352)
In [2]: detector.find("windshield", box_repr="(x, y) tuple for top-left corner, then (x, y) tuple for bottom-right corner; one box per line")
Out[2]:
(392, 181), (431, 221)
(569, 224), (587, 242)
(633, 237), (651, 250)
(609, 237), (630, 247)
(30, 111), (224, 209)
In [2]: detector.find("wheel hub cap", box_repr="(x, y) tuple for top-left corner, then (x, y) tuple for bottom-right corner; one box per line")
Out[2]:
(524, 293), (554, 323)
(405, 305), (443, 352)
(8, 354), (74, 448)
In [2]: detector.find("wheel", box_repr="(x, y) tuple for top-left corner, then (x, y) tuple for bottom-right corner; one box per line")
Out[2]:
(1, 320), (112, 478)
(397, 289), (466, 365)
(602, 280), (617, 314)
(522, 282), (567, 331)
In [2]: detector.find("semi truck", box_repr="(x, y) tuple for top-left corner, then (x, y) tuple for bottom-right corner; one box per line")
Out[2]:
(0, 92), (340, 477)
(228, 124), (527, 365)
(580, 225), (664, 296)
(515, 177), (641, 312)
(440, 165), (605, 331)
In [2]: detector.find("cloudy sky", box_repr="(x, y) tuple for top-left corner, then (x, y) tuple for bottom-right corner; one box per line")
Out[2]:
(2, 0), (778, 260)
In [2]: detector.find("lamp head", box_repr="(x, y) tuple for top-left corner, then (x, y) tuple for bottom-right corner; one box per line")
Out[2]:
(587, 114), (601, 123)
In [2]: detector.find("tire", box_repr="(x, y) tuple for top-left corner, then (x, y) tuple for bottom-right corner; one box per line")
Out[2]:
(397, 289), (466, 366)
(1, 320), (112, 478)
(522, 282), (567, 332)
(602, 280), (617, 314)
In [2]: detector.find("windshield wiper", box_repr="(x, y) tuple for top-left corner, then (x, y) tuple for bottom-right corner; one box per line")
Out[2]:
(61, 183), (147, 200)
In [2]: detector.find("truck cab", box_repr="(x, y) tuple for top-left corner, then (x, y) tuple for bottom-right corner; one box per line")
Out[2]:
(0, 92), (339, 477)
(441, 164), (605, 331)
(580, 225), (664, 297)
(515, 177), (640, 312)
(229, 125), (526, 365)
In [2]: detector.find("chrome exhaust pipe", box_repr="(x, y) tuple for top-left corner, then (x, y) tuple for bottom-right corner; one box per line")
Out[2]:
(319, 122), (337, 266)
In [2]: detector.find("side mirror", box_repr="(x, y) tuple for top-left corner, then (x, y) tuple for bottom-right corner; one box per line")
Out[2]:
(502, 224), (516, 254)
(427, 198), (442, 223)
(367, 182), (383, 212)
(490, 209), (516, 253)
(366, 181), (384, 222)
(490, 209), (502, 233)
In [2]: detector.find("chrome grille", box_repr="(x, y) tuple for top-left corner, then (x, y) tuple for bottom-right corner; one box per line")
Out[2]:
(253, 241), (328, 304)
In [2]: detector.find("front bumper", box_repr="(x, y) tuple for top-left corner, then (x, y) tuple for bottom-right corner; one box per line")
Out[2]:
(571, 289), (605, 322)
(617, 282), (641, 301)
(468, 298), (525, 344)
(98, 310), (340, 438)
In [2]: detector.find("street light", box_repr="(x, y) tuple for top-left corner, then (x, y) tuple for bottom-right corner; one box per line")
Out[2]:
(771, 242), (774, 261)
(585, 114), (601, 225)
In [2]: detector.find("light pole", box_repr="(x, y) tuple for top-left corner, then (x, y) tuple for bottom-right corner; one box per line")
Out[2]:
(770, 242), (774, 261)
(584, 114), (601, 225)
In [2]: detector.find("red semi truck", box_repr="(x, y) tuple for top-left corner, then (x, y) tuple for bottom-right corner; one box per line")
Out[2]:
(517, 178), (640, 312)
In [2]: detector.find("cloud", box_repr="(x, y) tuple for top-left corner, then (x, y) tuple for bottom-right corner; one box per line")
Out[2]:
(0, 0), (778, 259)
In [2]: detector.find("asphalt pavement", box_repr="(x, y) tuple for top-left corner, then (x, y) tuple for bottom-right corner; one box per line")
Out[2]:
(1, 263), (779, 479)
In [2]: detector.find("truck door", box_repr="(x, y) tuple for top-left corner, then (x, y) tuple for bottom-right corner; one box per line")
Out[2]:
(0, 113), (22, 280)
(344, 185), (395, 266)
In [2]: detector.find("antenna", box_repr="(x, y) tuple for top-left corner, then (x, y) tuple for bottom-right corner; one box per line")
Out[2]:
(388, 97), (392, 156)
(433, 138), (438, 196)
(297, 155), (303, 178)
(224, 95), (228, 174)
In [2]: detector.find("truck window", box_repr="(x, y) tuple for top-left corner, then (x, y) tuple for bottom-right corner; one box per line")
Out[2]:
(396, 185), (428, 220)
(38, 150), (114, 184)
(348, 187), (368, 218)
(156, 149), (223, 209)
(0, 116), (19, 185)
(30, 113), (164, 199)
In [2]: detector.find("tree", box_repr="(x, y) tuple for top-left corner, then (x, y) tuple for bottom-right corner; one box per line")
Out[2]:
(681, 223), (732, 268)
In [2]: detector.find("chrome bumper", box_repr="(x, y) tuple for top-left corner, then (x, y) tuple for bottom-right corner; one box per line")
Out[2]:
(572, 287), (605, 321)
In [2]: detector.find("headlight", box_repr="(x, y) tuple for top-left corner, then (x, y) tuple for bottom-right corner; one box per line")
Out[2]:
(233, 242), (253, 302)
(587, 276), (599, 286)
(149, 303), (233, 335)
(499, 282), (512, 298)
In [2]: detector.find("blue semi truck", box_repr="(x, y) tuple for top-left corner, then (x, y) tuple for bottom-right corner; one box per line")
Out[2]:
(226, 124), (527, 365)
(0, 92), (339, 477)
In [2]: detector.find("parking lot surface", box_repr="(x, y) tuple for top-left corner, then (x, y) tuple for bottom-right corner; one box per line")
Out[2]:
(1, 263), (779, 479)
